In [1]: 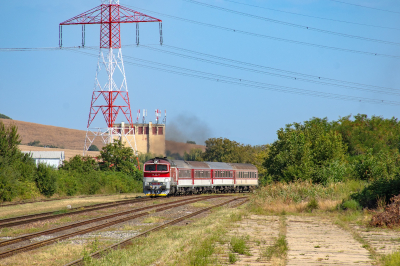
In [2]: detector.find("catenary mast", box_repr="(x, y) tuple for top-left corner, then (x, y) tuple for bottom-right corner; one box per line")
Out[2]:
(59, 0), (162, 154)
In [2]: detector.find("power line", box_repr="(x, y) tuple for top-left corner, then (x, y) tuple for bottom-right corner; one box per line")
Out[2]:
(148, 44), (400, 93)
(124, 4), (400, 60)
(0, 46), (91, 51)
(68, 47), (400, 106)
(183, 0), (400, 47)
(222, 0), (400, 31)
(328, 0), (400, 14)
(133, 44), (400, 96)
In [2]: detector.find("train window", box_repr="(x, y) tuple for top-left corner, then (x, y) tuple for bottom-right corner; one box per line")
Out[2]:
(145, 164), (156, 171)
(179, 170), (191, 178)
(157, 164), (168, 171)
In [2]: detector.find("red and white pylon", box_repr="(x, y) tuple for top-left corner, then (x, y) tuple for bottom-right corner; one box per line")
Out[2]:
(59, 0), (162, 154)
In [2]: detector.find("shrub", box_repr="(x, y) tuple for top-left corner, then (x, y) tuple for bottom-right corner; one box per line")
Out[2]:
(88, 145), (99, 151)
(340, 199), (361, 211)
(0, 113), (11, 120)
(35, 164), (57, 197)
(351, 176), (400, 208)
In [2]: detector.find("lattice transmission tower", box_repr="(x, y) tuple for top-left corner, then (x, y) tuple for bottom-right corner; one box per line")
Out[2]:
(59, 0), (162, 154)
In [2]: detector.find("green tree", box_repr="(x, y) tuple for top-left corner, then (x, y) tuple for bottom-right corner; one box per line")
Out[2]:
(35, 164), (57, 197)
(183, 148), (203, 161)
(60, 155), (99, 173)
(264, 118), (347, 184)
(99, 140), (141, 180)
(0, 113), (11, 120)
(88, 144), (100, 151)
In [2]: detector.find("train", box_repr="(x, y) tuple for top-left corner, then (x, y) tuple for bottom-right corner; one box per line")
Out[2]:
(143, 157), (258, 196)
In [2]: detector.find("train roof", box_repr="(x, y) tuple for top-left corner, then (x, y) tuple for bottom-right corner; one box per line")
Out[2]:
(171, 160), (257, 171)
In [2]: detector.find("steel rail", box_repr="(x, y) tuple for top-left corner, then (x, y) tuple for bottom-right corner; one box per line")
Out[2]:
(0, 197), (153, 229)
(65, 197), (249, 266)
(0, 194), (121, 208)
(0, 195), (224, 259)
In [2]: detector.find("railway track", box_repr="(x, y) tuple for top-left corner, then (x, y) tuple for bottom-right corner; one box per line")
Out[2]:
(65, 196), (249, 266)
(0, 194), (120, 208)
(0, 197), (153, 229)
(0, 195), (227, 259)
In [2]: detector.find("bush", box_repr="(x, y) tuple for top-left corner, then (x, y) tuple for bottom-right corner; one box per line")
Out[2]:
(351, 176), (400, 208)
(35, 164), (57, 197)
(88, 145), (99, 151)
(0, 113), (11, 120)
(340, 199), (361, 211)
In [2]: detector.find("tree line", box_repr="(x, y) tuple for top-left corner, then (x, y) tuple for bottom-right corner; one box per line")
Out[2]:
(0, 121), (142, 202)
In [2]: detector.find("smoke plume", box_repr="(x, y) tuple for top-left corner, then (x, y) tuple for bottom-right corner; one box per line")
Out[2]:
(166, 114), (211, 145)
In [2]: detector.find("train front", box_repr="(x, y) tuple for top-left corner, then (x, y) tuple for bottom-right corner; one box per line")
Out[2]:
(143, 157), (171, 196)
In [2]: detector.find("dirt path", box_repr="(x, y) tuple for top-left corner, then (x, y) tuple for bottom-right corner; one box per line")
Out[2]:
(286, 216), (372, 265)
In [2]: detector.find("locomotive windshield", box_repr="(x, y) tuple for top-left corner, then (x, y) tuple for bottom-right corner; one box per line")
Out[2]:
(144, 164), (168, 172)
(145, 164), (156, 171)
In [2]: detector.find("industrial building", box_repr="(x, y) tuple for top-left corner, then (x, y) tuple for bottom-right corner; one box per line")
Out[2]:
(22, 151), (65, 168)
(113, 122), (166, 156)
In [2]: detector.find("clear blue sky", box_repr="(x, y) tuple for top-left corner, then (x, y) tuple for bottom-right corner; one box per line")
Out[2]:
(1, 0), (400, 146)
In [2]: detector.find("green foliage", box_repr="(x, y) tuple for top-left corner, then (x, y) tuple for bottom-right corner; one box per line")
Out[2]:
(340, 199), (361, 211)
(0, 113), (11, 119)
(61, 155), (99, 173)
(264, 118), (347, 184)
(27, 140), (59, 148)
(88, 144), (99, 151)
(230, 235), (251, 255)
(0, 122), (40, 202)
(228, 253), (238, 263)
(351, 176), (400, 208)
(100, 140), (140, 178)
(35, 163), (57, 197)
(381, 252), (400, 266)
(306, 198), (319, 212)
(186, 140), (196, 144)
(264, 235), (288, 260)
(27, 140), (41, 146)
(183, 148), (203, 161)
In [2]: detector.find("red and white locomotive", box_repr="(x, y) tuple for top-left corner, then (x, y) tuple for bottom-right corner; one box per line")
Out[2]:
(143, 157), (258, 196)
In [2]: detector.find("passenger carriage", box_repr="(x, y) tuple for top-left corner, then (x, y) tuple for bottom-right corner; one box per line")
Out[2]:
(143, 157), (258, 196)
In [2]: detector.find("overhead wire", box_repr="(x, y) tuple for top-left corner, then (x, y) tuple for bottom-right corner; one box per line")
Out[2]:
(183, 0), (400, 47)
(123, 4), (400, 60)
(131, 44), (400, 96)
(0, 46), (93, 51)
(328, 0), (400, 14)
(221, 0), (400, 31)
(138, 43), (400, 93)
(65, 47), (400, 106)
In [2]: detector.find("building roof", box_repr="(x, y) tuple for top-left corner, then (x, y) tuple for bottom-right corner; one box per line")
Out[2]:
(22, 151), (65, 160)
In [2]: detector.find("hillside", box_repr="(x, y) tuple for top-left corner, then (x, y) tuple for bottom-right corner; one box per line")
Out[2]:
(1, 119), (205, 157)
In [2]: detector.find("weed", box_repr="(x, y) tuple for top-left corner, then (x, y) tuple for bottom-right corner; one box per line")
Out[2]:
(314, 245), (321, 248)
(230, 235), (251, 256)
(264, 235), (288, 260)
(380, 251), (400, 266)
(228, 252), (238, 263)
(306, 198), (319, 212)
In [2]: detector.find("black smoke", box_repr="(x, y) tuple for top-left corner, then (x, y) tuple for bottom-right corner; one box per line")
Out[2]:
(166, 114), (211, 145)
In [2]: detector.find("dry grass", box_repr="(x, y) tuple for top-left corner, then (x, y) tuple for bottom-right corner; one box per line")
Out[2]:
(83, 205), (247, 266)
(0, 238), (114, 266)
(0, 193), (141, 219)
(19, 145), (99, 161)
